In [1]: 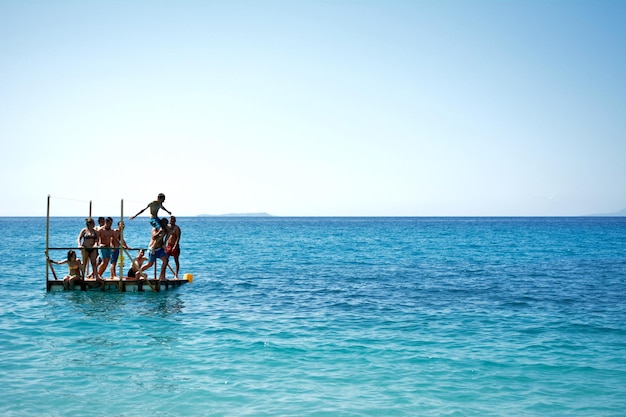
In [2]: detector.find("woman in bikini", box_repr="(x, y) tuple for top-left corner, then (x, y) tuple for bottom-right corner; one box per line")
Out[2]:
(77, 218), (100, 280)
(49, 250), (83, 289)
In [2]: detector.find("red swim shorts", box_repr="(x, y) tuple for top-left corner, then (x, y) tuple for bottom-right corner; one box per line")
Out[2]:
(165, 244), (180, 257)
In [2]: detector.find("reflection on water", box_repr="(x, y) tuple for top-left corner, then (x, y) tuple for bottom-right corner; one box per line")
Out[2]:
(52, 290), (186, 321)
(42, 290), (189, 360)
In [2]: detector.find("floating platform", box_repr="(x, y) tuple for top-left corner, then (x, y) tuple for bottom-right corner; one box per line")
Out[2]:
(47, 275), (192, 292)
(44, 195), (195, 293)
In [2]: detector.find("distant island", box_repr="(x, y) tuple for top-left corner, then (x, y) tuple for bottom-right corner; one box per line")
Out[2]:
(589, 208), (626, 217)
(197, 212), (273, 217)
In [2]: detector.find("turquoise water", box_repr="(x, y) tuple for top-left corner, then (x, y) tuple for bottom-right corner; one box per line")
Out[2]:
(1, 216), (625, 416)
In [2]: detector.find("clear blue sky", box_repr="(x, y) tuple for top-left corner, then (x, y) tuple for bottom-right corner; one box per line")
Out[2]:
(1, 0), (625, 216)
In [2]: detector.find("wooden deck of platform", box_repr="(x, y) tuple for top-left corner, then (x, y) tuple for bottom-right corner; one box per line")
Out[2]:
(47, 277), (191, 292)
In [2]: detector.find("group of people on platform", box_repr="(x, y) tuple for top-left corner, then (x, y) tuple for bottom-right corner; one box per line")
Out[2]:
(47, 193), (181, 288)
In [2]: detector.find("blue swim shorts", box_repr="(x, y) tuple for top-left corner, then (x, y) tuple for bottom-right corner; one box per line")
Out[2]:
(150, 217), (161, 229)
(111, 249), (119, 263)
(148, 247), (167, 262)
(100, 247), (112, 260)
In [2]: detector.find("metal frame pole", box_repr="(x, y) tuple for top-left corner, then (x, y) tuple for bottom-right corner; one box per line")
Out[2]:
(46, 195), (50, 287)
(119, 199), (124, 291)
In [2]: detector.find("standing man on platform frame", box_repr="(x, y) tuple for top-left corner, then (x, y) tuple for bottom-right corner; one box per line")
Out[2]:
(166, 216), (181, 278)
(140, 217), (170, 281)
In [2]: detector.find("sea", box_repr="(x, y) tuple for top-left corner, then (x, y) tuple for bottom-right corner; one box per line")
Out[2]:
(1, 216), (625, 416)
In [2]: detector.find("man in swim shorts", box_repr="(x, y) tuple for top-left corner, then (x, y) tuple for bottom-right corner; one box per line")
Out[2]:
(129, 193), (172, 229)
(97, 217), (115, 278)
(140, 217), (170, 281)
(110, 221), (129, 279)
(127, 249), (146, 278)
(165, 216), (181, 277)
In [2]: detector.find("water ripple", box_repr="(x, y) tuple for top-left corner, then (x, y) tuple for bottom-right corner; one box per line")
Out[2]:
(1, 217), (626, 415)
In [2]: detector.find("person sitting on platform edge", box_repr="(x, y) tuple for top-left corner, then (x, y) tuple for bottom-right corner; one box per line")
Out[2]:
(77, 218), (101, 280)
(127, 249), (147, 279)
(140, 217), (170, 281)
(129, 193), (171, 229)
(48, 250), (83, 289)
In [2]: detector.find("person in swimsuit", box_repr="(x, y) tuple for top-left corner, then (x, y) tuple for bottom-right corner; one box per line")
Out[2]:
(97, 217), (115, 278)
(129, 193), (172, 229)
(140, 217), (170, 281)
(49, 250), (83, 289)
(127, 249), (147, 278)
(165, 216), (181, 278)
(110, 220), (129, 279)
(77, 218), (100, 280)
(94, 216), (105, 267)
